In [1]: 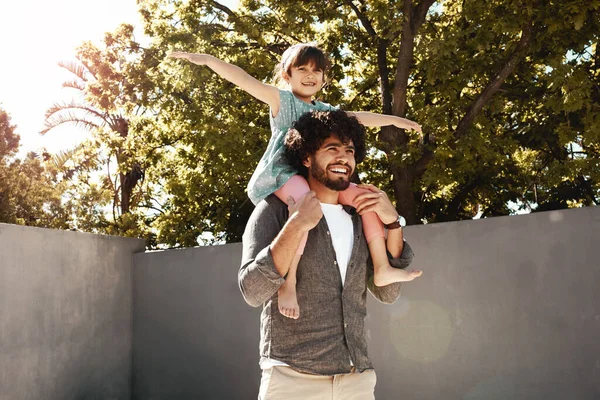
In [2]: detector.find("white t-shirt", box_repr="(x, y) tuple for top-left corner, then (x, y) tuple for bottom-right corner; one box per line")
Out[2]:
(320, 203), (354, 286)
(261, 202), (354, 370)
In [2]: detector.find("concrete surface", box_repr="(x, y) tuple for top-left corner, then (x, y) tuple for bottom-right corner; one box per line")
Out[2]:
(132, 206), (600, 399)
(132, 243), (257, 400)
(2, 205), (599, 399)
(0, 223), (145, 400)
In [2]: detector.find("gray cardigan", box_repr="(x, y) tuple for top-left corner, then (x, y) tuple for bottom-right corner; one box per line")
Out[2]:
(239, 195), (415, 376)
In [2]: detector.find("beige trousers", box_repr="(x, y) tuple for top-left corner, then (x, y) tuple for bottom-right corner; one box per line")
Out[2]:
(258, 366), (377, 400)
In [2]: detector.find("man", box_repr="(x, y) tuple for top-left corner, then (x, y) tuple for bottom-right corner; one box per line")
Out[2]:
(239, 110), (420, 399)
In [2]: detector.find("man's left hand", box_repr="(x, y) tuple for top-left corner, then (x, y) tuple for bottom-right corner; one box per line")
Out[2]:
(353, 184), (398, 225)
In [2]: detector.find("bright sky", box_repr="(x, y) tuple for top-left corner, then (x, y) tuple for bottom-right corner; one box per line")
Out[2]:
(0, 0), (238, 156)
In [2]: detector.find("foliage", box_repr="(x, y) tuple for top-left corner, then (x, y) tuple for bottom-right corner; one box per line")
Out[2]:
(36, 0), (600, 247)
(42, 25), (161, 244)
(0, 109), (20, 160)
(134, 0), (599, 235)
(0, 108), (71, 228)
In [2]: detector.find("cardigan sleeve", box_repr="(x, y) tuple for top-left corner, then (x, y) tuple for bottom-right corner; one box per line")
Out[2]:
(238, 197), (286, 307)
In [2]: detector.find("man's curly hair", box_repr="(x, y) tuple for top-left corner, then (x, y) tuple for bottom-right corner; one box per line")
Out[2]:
(284, 110), (367, 178)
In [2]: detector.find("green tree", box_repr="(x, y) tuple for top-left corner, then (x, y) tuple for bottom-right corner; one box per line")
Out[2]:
(41, 1), (598, 247)
(136, 0), (599, 236)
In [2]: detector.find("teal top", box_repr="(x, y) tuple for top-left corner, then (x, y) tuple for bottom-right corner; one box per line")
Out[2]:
(247, 89), (336, 205)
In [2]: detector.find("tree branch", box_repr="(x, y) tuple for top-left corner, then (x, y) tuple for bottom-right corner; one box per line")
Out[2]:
(204, 23), (235, 32)
(140, 204), (166, 215)
(209, 0), (236, 17)
(414, 148), (434, 175)
(413, 0), (437, 30)
(392, 0), (436, 118)
(377, 39), (392, 114)
(442, 177), (482, 221)
(207, 1), (294, 55)
(415, 19), (534, 175)
(345, 0), (377, 37)
(345, 1), (392, 114)
(453, 20), (533, 141)
(346, 79), (378, 109)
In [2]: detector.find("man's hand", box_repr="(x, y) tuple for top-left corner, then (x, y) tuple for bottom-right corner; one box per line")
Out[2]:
(287, 191), (322, 232)
(167, 52), (209, 65)
(353, 184), (398, 225)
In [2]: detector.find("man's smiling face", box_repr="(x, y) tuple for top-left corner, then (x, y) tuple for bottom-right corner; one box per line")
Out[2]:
(303, 134), (356, 191)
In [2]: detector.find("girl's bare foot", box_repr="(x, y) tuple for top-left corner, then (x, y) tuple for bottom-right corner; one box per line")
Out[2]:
(374, 264), (422, 287)
(278, 281), (300, 319)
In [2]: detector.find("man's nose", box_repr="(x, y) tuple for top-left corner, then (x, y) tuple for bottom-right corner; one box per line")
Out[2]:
(335, 152), (348, 162)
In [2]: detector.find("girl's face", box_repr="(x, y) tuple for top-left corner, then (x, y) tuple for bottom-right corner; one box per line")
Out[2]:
(284, 62), (324, 103)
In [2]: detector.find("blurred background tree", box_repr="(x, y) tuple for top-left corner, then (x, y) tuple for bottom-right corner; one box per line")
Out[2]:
(1, 107), (71, 228)
(41, 25), (164, 245)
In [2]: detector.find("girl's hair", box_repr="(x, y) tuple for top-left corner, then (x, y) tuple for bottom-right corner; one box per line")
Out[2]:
(273, 42), (331, 87)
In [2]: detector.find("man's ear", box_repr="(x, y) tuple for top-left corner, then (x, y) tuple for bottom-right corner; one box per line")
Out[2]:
(302, 157), (311, 168)
(282, 71), (290, 82)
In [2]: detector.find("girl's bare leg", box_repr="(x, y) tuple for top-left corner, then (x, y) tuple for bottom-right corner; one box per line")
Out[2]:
(277, 253), (302, 319)
(340, 183), (422, 286)
(274, 175), (310, 319)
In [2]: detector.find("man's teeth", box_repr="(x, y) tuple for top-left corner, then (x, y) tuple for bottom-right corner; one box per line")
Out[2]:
(330, 168), (347, 173)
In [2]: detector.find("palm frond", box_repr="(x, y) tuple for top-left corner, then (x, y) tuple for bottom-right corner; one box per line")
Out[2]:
(44, 101), (108, 123)
(62, 79), (86, 91)
(51, 146), (81, 169)
(41, 112), (102, 135)
(58, 60), (96, 83)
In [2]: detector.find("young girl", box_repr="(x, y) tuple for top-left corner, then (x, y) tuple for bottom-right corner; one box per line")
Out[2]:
(169, 43), (422, 319)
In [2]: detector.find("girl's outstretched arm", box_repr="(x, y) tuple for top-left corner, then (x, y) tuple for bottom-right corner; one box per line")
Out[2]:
(168, 52), (280, 112)
(348, 111), (422, 133)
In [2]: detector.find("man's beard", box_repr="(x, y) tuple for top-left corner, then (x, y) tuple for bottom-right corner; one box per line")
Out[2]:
(309, 162), (351, 191)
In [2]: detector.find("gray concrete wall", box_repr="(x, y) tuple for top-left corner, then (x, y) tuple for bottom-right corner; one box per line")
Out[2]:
(132, 206), (600, 400)
(132, 243), (259, 400)
(0, 223), (145, 400)
(367, 206), (600, 400)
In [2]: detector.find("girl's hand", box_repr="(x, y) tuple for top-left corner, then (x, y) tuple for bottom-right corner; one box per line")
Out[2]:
(393, 118), (422, 133)
(167, 52), (209, 65)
